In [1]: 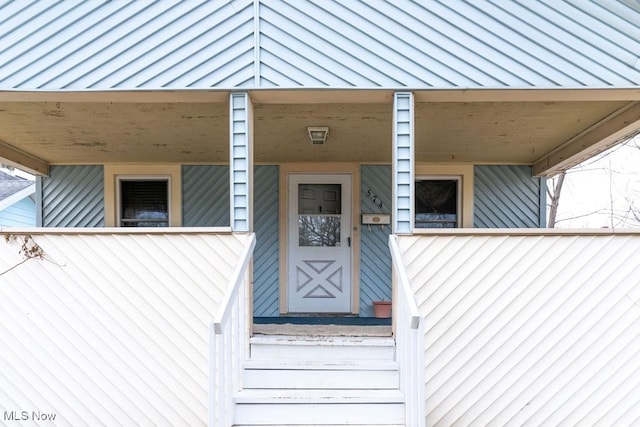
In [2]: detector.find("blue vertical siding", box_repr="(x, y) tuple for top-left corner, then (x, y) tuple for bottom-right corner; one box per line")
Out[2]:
(230, 93), (252, 232)
(360, 165), (393, 317)
(253, 165), (279, 317)
(182, 165), (230, 227)
(0, 197), (36, 227)
(474, 165), (546, 228)
(41, 165), (104, 227)
(393, 92), (414, 233)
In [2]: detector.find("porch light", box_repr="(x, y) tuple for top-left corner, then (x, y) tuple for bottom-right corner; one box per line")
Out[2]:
(307, 126), (329, 145)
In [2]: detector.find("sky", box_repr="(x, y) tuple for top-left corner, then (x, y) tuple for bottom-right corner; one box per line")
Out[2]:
(551, 136), (640, 229)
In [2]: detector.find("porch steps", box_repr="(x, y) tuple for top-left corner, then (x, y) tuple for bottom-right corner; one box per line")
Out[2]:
(248, 334), (396, 360)
(233, 334), (404, 426)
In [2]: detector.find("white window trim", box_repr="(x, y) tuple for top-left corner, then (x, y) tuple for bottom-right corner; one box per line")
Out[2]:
(104, 164), (182, 227)
(414, 164), (474, 228)
(116, 175), (171, 227)
(415, 175), (462, 228)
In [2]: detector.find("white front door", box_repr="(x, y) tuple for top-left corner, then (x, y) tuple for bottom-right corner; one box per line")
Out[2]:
(287, 174), (352, 313)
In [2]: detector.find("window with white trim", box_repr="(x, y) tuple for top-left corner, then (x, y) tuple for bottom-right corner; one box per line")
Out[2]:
(117, 177), (170, 227)
(415, 177), (461, 228)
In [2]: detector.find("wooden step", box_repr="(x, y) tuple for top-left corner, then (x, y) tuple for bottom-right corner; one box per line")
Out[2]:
(235, 388), (404, 403)
(236, 334), (404, 425)
(234, 425), (405, 427)
(243, 359), (399, 389)
(242, 368), (399, 390)
(234, 403), (405, 425)
(243, 357), (399, 370)
(234, 390), (405, 425)
(249, 335), (395, 361)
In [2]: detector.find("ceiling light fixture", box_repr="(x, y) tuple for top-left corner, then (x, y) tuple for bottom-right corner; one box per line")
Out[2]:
(307, 126), (329, 145)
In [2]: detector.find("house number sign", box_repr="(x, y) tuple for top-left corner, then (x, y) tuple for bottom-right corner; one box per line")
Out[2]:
(365, 189), (383, 209)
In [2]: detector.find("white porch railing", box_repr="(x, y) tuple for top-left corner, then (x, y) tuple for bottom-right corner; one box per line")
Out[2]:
(210, 233), (256, 427)
(389, 235), (426, 427)
(395, 230), (640, 425)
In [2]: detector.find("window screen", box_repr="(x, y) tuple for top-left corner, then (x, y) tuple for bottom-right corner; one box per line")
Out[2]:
(119, 180), (169, 227)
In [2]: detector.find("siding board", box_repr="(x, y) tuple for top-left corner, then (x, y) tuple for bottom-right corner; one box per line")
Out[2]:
(182, 165), (230, 227)
(0, 0), (255, 90)
(360, 165), (392, 317)
(0, 197), (36, 227)
(41, 165), (104, 227)
(2, 1), (640, 89)
(474, 165), (545, 228)
(253, 165), (279, 317)
(393, 92), (414, 233)
(0, 231), (251, 426)
(230, 92), (252, 232)
(396, 232), (640, 426)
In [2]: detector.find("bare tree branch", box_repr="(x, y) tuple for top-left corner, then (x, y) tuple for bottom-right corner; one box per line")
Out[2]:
(547, 171), (565, 228)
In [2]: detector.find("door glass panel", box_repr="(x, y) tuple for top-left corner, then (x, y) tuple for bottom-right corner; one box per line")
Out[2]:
(298, 184), (341, 247)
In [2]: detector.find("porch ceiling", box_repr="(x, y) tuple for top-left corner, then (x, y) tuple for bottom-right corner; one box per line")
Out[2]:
(0, 93), (634, 176)
(415, 101), (630, 164)
(0, 102), (230, 164)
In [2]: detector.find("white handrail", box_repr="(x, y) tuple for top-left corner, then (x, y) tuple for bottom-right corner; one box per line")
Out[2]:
(389, 234), (420, 329)
(211, 232), (255, 427)
(213, 233), (256, 334)
(389, 234), (425, 427)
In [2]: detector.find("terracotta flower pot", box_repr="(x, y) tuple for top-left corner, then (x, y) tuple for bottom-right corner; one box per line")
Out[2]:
(373, 300), (392, 318)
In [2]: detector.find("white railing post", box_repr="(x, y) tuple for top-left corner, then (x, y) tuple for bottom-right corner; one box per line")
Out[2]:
(389, 235), (425, 427)
(210, 233), (256, 426)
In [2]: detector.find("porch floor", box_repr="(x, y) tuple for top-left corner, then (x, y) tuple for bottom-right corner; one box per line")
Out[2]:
(254, 316), (391, 325)
(252, 324), (392, 337)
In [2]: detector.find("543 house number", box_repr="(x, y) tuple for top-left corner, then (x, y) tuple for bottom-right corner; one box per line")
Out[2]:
(366, 189), (383, 209)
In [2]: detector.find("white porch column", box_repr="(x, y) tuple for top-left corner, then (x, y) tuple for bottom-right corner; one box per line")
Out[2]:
(392, 92), (414, 234)
(230, 92), (254, 232)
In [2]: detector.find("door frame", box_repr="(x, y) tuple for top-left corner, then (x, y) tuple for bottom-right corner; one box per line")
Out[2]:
(279, 163), (360, 315)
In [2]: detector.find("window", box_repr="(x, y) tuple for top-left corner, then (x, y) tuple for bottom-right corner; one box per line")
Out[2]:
(297, 183), (341, 246)
(105, 165), (181, 227)
(118, 178), (169, 227)
(415, 177), (460, 228)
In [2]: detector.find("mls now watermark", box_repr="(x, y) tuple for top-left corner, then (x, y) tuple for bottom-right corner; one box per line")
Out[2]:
(3, 410), (57, 422)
